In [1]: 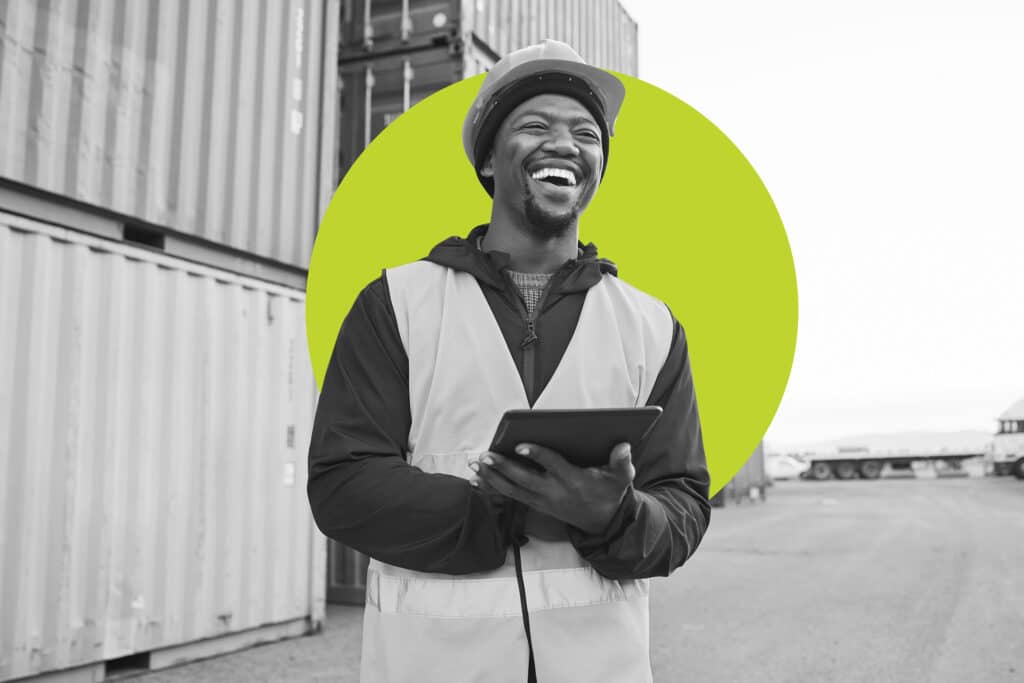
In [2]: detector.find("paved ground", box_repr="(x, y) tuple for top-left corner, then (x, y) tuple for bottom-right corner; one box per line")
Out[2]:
(129, 473), (1024, 682)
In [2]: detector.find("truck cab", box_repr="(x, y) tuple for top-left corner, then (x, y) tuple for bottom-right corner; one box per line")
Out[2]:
(991, 401), (1024, 478)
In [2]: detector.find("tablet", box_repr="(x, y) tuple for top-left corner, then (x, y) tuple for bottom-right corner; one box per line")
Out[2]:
(488, 407), (663, 469)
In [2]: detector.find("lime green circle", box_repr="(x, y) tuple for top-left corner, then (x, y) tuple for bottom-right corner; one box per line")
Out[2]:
(307, 73), (797, 496)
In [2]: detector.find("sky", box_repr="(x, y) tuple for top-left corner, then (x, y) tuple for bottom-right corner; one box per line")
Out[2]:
(616, 0), (1024, 446)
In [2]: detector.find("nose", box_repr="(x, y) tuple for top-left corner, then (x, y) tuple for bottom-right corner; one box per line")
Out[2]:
(541, 126), (579, 156)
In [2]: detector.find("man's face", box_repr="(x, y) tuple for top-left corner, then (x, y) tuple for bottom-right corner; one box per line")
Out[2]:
(481, 94), (604, 239)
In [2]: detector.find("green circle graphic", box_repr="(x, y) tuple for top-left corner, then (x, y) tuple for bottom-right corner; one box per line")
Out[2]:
(307, 73), (798, 496)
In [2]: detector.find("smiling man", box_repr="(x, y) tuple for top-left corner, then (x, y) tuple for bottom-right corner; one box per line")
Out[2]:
(308, 40), (710, 683)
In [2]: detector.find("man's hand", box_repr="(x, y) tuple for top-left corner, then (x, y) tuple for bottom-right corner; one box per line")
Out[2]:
(469, 442), (635, 536)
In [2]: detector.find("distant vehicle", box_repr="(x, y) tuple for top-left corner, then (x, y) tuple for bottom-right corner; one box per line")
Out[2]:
(766, 454), (811, 480)
(991, 396), (1024, 478)
(799, 446), (984, 481)
(711, 443), (770, 506)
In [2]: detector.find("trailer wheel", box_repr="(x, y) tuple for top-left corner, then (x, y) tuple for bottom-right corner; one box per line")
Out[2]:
(834, 461), (857, 480)
(1013, 458), (1024, 480)
(809, 462), (833, 480)
(858, 460), (883, 479)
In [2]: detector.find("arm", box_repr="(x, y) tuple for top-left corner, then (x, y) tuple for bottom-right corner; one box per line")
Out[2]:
(307, 276), (509, 575)
(565, 319), (711, 579)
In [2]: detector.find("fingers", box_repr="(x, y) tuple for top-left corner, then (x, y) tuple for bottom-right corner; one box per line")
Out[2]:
(469, 453), (542, 506)
(513, 443), (574, 476)
(608, 442), (636, 482)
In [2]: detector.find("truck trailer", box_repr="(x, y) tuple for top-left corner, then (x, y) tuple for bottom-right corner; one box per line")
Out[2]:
(801, 446), (984, 481)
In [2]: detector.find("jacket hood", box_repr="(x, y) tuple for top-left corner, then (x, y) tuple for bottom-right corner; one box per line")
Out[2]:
(424, 225), (618, 294)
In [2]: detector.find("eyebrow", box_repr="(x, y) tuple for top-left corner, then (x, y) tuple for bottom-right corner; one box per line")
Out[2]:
(513, 112), (599, 128)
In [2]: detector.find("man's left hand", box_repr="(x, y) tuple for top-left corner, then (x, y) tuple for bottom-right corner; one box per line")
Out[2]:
(470, 442), (635, 536)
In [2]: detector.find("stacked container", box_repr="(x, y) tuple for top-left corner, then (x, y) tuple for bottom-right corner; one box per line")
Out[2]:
(0, 1), (339, 680)
(335, 0), (639, 179)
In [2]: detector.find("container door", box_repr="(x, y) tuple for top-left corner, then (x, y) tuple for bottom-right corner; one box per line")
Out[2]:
(337, 45), (467, 181)
(339, 0), (460, 56)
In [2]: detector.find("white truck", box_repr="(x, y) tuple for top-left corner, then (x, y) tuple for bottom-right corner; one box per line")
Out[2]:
(990, 397), (1024, 478)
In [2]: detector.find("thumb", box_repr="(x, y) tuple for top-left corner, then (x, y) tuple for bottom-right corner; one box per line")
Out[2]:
(609, 442), (635, 481)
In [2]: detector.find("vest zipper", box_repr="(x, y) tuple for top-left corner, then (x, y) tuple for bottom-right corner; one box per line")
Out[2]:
(507, 270), (561, 405)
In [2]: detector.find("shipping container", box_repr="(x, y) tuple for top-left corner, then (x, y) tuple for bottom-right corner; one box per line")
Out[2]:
(327, 543), (372, 605)
(0, 210), (324, 682)
(338, 0), (639, 76)
(711, 442), (769, 507)
(336, 42), (495, 178)
(0, 0), (340, 273)
(462, 0), (638, 75)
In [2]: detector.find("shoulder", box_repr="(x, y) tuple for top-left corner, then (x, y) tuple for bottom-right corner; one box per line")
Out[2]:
(598, 274), (674, 327)
(384, 260), (451, 291)
(383, 261), (467, 314)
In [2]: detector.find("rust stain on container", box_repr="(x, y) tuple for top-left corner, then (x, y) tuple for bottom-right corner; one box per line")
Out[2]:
(0, 0), (338, 270)
(0, 210), (321, 681)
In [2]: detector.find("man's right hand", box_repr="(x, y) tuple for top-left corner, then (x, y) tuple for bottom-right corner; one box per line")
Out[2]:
(468, 443), (635, 537)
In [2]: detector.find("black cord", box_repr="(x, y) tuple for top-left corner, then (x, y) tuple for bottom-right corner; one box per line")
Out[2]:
(504, 501), (537, 683)
(513, 536), (537, 683)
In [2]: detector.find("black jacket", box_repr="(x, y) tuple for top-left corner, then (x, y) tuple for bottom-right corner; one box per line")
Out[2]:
(307, 225), (711, 580)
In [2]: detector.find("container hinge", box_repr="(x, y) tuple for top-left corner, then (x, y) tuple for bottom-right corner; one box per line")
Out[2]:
(400, 0), (412, 42)
(363, 0), (374, 50)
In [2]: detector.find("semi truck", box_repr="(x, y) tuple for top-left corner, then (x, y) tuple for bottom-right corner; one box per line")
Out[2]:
(800, 446), (984, 480)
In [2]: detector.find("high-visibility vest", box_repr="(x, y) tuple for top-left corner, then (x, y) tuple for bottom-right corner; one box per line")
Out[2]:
(360, 260), (673, 682)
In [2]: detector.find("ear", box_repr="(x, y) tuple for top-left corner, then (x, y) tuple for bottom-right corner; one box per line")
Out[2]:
(479, 151), (495, 178)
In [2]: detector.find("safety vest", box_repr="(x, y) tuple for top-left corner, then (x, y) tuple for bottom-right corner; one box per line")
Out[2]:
(360, 260), (673, 682)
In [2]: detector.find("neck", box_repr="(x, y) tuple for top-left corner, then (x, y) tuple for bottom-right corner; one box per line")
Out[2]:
(483, 209), (579, 274)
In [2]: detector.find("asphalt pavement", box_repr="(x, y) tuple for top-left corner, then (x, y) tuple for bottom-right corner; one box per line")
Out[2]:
(129, 473), (1024, 682)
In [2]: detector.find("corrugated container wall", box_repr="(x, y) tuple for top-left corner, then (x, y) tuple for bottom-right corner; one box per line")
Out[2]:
(0, 0), (339, 272)
(338, 0), (638, 76)
(0, 211), (320, 682)
(460, 0), (638, 75)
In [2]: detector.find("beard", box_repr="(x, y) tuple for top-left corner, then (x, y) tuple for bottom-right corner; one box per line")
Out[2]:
(522, 183), (584, 240)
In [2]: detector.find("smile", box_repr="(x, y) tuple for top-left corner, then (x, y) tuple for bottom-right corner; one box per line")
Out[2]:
(529, 167), (578, 187)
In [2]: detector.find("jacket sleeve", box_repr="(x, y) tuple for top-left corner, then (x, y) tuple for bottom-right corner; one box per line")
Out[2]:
(307, 275), (509, 575)
(566, 317), (711, 579)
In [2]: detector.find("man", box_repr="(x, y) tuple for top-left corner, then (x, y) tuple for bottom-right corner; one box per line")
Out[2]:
(308, 40), (710, 682)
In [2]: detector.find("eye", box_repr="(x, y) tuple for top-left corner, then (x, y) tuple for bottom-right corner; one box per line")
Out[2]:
(521, 121), (547, 131)
(575, 129), (601, 142)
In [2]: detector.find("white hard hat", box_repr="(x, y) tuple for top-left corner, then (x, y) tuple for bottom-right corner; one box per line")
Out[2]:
(462, 39), (626, 196)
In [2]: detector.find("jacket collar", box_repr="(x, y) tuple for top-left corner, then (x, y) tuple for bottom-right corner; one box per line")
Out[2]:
(423, 225), (618, 294)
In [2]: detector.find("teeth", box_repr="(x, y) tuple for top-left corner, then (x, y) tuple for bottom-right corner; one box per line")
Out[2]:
(530, 167), (577, 186)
